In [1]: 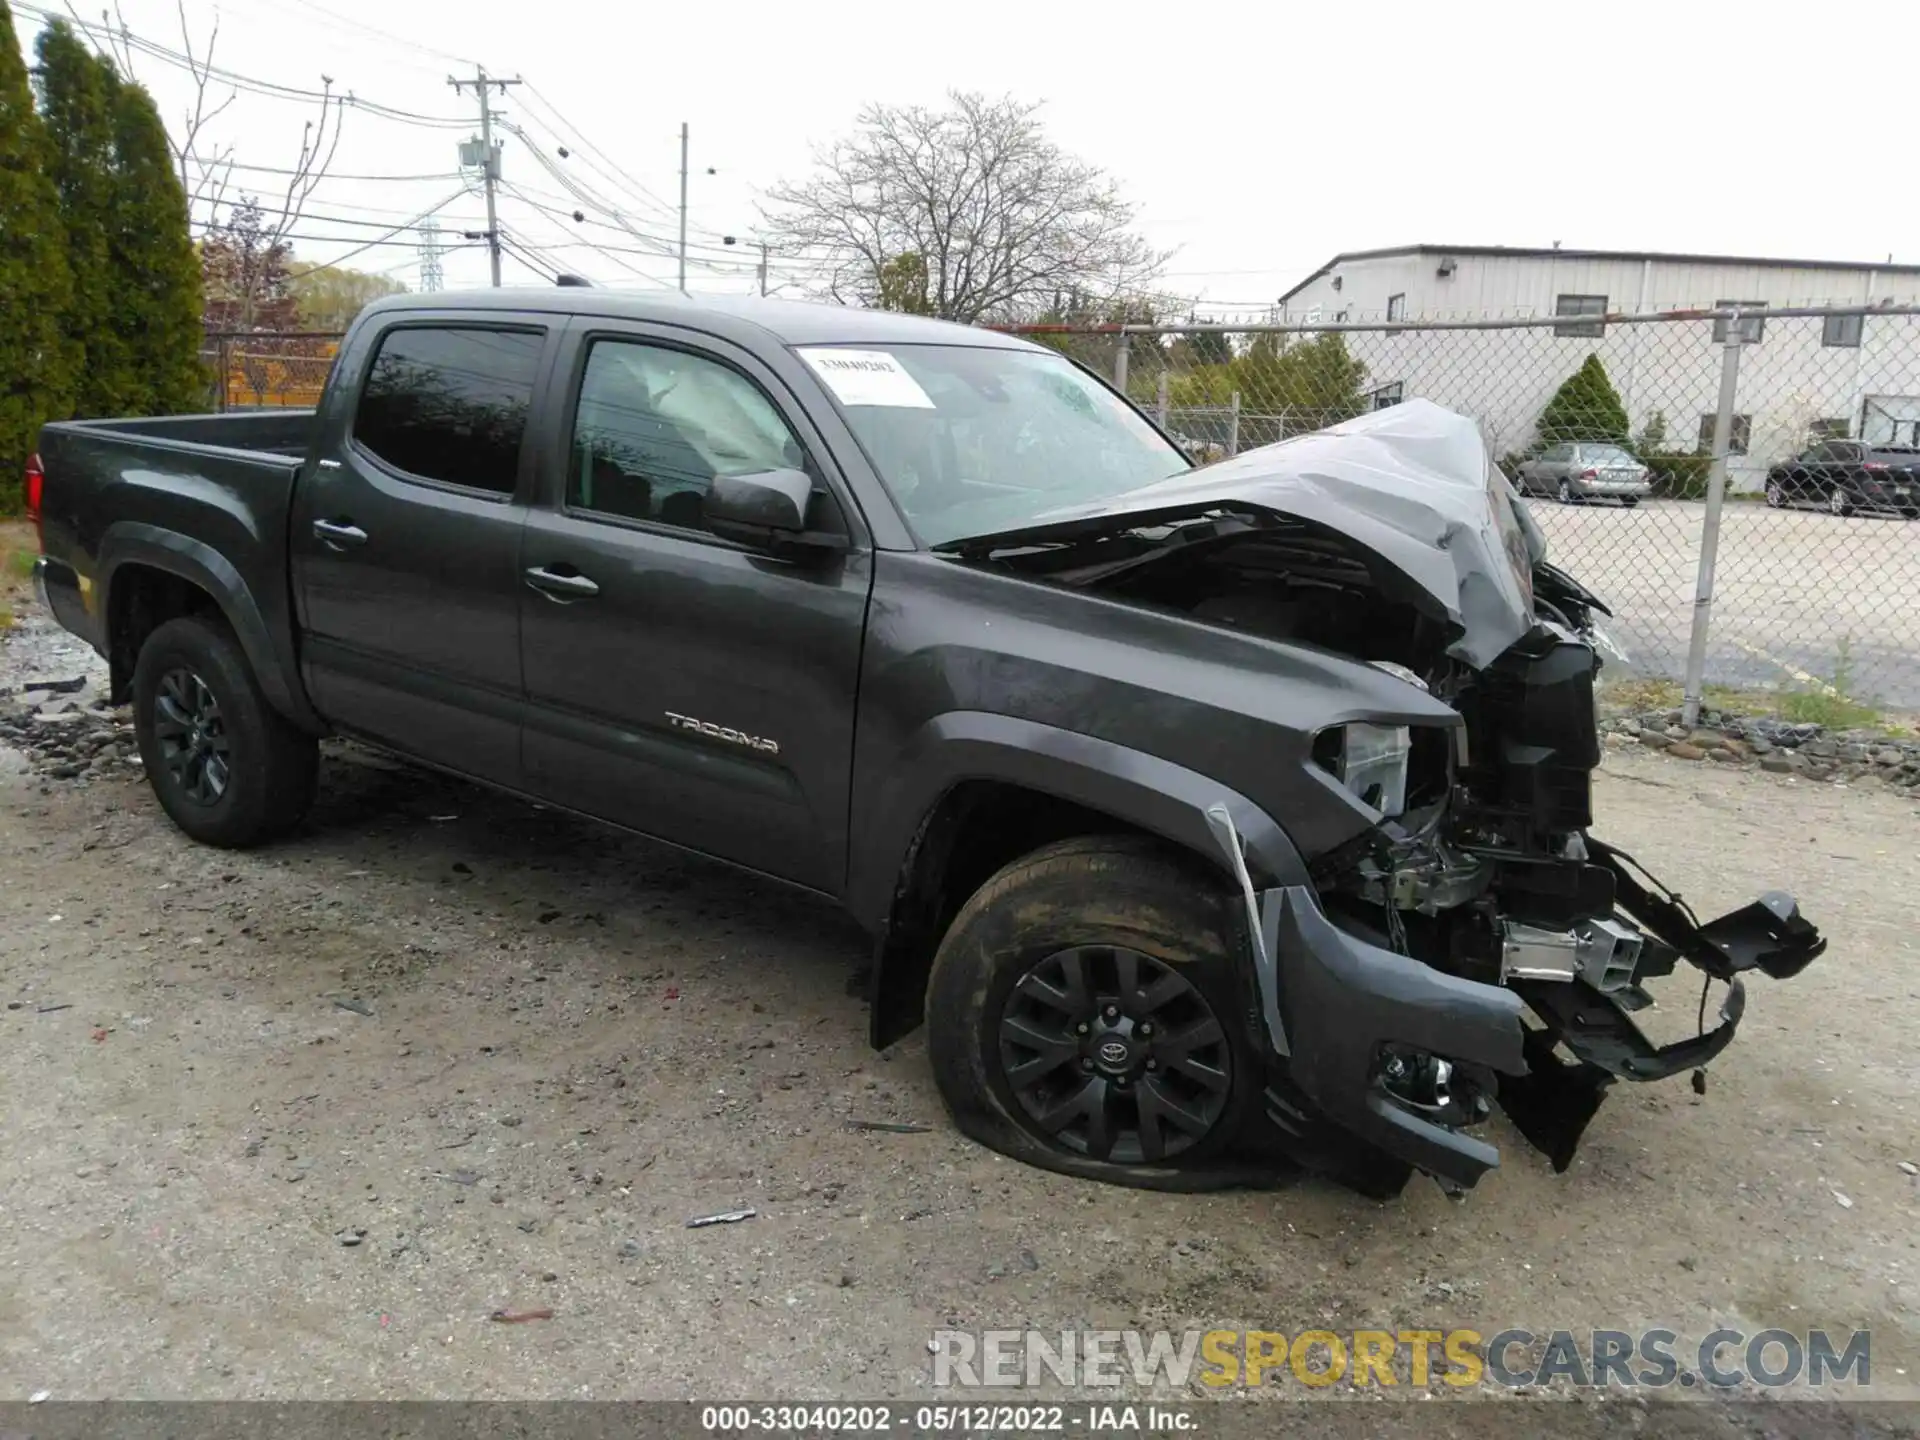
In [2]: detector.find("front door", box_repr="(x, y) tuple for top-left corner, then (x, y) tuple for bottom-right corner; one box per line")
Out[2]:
(517, 324), (872, 892)
(291, 317), (555, 787)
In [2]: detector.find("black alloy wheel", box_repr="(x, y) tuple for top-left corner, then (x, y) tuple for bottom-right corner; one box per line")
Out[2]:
(150, 667), (231, 805)
(997, 942), (1232, 1163)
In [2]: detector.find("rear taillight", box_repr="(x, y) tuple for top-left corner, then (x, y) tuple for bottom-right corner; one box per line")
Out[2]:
(1863, 461), (1889, 472)
(23, 452), (44, 545)
(1580, 468), (1599, 480)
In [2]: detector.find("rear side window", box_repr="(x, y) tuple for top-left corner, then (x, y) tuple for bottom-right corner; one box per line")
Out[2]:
(353, 326), (544, 495)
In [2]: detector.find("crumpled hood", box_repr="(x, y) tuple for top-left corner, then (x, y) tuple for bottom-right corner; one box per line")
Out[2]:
(976, 399), (1540, 669)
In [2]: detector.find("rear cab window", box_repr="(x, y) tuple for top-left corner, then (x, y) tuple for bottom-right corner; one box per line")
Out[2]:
(352, 325), (546, 496)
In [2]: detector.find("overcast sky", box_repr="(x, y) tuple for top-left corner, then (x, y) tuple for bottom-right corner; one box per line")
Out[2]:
(17, 0), (1916, 313)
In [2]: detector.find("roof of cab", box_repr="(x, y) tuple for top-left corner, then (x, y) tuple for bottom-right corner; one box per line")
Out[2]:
(357, 287), (1039, 351)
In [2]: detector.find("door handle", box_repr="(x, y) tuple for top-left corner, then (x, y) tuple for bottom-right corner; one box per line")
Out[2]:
(312, 518), (368, 550)
(524, 565), (600, 601)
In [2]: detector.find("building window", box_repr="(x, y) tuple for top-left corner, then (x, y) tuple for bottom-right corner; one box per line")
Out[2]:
(1370, 381), (1405, 410)
(1386, 294), (1406, 323)
(1334, 308), (1349, 323)
(1711, 300), (1766, 344)
(1554, 293), (1607, 338)
(1810, 417), (1851, 439)
(1697, 413), (1752, 455)
(1304, 305), (1323, 325)
(1822, 313), (1863, 348)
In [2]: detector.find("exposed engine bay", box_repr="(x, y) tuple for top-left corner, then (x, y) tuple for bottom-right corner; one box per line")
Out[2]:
(942, 401), (1825, 1185)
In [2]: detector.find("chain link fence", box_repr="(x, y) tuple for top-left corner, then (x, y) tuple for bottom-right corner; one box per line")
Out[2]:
(197, 331), (342, 412)
(1007, 307), (1920, 715)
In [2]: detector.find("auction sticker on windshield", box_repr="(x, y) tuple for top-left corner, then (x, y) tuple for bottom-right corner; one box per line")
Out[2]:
(800, 348), (935, 408)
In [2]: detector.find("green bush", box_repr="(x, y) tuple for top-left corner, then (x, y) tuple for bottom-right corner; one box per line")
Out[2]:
(1643, 452), (1713, 500)
(1536, 354), (1630, 449)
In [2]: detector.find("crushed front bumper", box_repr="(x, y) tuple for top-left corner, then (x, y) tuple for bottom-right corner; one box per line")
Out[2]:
(1252, 846), (1825, 1191)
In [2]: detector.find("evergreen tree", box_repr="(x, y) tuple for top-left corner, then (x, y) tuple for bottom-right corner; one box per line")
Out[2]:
(109, 78), (202, 412)
(1535, 354), (1630, 449)
(37, 20), (133, 416)
(0, 0), (72, 484)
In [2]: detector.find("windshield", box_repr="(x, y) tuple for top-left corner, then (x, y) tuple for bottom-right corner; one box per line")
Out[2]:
(797, 343), (1190, 546)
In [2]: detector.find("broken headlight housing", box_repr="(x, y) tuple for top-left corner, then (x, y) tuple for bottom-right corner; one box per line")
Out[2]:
(1316, 723), (1413, 817)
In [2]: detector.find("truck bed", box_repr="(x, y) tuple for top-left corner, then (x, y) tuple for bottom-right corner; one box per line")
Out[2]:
(33, 409), (319, 712)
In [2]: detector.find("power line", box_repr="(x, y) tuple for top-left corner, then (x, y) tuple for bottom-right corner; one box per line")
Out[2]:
(212, 160), (468, 183)
(15, 4), (473, 126)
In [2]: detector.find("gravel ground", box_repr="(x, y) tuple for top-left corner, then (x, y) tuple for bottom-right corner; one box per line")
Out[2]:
(1, 583), (1918, 1410)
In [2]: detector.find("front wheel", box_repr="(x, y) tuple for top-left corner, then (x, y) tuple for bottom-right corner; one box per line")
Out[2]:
(132, 615), (319, 847)
(1766, 480), (1786, 508)
(1827, 487), (1853, 517)
(924, 835), (1267, 1189)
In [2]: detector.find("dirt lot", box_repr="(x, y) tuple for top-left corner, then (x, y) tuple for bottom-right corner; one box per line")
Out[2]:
(2, 585), (1918, 1409)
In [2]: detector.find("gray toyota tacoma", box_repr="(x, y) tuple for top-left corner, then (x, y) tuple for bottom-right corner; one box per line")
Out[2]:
(25, 289), (1824, 1196)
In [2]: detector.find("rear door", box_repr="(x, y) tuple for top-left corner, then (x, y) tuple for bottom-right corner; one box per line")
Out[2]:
(516, 319), (873, 892)
(291, 313), (558, 785)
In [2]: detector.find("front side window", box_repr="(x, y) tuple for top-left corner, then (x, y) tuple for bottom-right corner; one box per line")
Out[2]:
(799, 344), (1188, 547)
(569, 340), (807, 532)
(353, 326), (544, 495)
(1386, 294), (1407, 323)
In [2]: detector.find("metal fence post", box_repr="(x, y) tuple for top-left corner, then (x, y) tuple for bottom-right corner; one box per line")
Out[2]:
(1228, 392), (1242, 457)
(1113, 331), (1129, 393)
(1681, 321), (1745, 727)
(217, 335), (230, 412)
(1156, 372), (1169, 429)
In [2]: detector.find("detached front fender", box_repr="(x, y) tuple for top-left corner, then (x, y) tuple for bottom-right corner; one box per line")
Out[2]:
(851, 710), (1310, 1049)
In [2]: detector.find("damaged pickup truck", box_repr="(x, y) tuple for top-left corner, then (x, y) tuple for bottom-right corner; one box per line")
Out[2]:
(27, 289), (1824, 1196)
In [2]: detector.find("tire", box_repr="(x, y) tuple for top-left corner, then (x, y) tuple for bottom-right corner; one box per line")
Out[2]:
(1827, 487), (1853, 517)
(1765, 480), (1785, 508)
(924, 834), (1271, 1191)
(132, 615), (319, 848)
(1557, 479), (1574, 505)
(1621, 497), (1640, 508)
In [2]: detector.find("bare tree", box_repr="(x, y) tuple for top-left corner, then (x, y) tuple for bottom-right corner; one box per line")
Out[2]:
(759, 92), (1167, 324)
(84, 0), (341, 235)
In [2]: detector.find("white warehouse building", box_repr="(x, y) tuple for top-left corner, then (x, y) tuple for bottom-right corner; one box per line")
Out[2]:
(1275, 245), (1920, 489)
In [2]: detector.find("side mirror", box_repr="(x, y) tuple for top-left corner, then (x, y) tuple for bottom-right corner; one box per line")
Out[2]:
(705, 468), (847, 558)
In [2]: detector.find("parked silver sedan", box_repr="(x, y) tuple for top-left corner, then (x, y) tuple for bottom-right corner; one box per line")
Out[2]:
(1516, 443), (1652, 506)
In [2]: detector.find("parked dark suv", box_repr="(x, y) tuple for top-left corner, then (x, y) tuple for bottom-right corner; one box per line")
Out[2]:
(1765, 441), (1920, 517)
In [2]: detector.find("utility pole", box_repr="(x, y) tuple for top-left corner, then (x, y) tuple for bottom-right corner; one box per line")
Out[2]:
(450, 67), (520, 287)
(677, 122), (689, 294)
(757, 240), (769, 297)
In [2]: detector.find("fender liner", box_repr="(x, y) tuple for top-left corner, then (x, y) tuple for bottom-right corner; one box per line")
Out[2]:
(855, 710), (1309, 1050)
(98, 523), (323, 732)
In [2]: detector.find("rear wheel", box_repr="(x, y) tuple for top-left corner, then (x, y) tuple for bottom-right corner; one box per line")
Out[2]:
(1827, 487), (1853, 517)
(132, 615), (319, 847)
(1766, 480), (1786, 508)
(1621, 497), (1640, 508)
(924, 835), (1265, 1189)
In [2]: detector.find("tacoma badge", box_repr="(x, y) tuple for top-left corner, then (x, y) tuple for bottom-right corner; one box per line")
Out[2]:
(664, 712), (780, 755)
